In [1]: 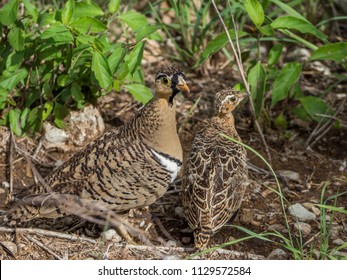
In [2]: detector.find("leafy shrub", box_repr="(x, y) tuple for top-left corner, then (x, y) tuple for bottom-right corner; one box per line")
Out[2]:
(0, 0), (154, 136)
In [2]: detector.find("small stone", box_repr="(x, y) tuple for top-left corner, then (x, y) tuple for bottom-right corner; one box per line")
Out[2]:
(1, 241), (18, 256)
(268, 248), (287, 260)
(294, 222), (312, 236)
(311, 206), (321, 216)
(139, 220), (145, 228)
(288, 203), (316, 222)
(174, 206), (185, 219)
(2, 181), (9, 189)
(333, 238), (344, 246)
(181, 237), (191, 245)
(268, 223), (285, 232)
(166, 240), (177, 247)
(162, 255), (181, 260)
(43, 123), (69, 144)
(101, 229), (122, 243)
(279, 170), (300, 182)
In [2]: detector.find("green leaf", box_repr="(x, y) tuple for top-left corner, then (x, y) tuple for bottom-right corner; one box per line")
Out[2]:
(25, 106), (42, 132)
(299, 96), (332, 122)
(271, 16), (328, 43)
(22, 0), (38, 22)
(8, 27), (25, 51)
(135, 24), (162, 42)
(73, 1), (103, 19)
(108, 44), (126, 74)
(54, 102), (70, 128)
(259, 24), (275, 36)
(0, 0), (18, 25)
(270, 0), (309, 23)
(267, 44), (283, 66)
(127, 41), (145, 75)
(92, 51), (112, 89)
(0, 88), (8, 110)
(109, 0), (121, 14)
(274, 113), (287, 130)
(42, 102), (53, 121)
(6, 50), (24, 72)
(197, 30), (248, 66)
(71, 82), (84, 101)
(70, 17), (107, 34)
(310, 42), (347, 62)
(124, 84), (153, 104)
(248, 62), (266, 116)
(9, 109), (22, 136)
(20, 107), (30, 129)
(41, 22), (74, 44)
(245, 0), (264, 27)
(62, 0), (74, 25)
(0, 68), (28, 90)
(118, 11), (149, 32)
(271, 62), (302, 107)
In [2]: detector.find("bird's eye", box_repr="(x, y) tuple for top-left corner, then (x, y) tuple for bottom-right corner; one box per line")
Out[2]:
(230, 95), (236, 101)
(162, 77), (169, 84)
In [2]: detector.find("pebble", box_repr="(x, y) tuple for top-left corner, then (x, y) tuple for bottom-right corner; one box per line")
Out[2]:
(166, 240), (177, 247)
(43, 123), (69, 144)
(279, 170), (300, 182)
(2, 181), (9, 189)
(268, 223), (285, 232)
(288, 203), (316, 222)
(268, 248), (287, 260)
(294, 222), (312, 236)
(333, 238), (345, 246)
(101, 229), (122, 243)
(162, 255), (181, 260)
(174, 206), (185, 219)
(1, 241), (18, 256)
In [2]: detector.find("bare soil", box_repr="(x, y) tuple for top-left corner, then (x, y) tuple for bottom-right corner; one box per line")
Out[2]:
(0, 58), (346, 260)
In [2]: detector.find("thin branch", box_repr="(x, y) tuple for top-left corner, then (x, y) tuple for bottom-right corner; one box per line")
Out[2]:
(24, 234), (63, 260)
(9, 131), (15, 198)
(0, 227), (97, 244)
(212, 0), (272, 163)
(306, 96), (346, 147)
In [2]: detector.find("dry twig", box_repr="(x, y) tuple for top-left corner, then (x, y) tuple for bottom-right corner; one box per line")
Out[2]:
(0, 227), (97, 244)
(24, 234), (63, 260)
(211, 0), (272, 163)
(306, 96), (346, 147)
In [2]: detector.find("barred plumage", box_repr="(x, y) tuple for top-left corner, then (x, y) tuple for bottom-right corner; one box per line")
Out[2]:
(182, 88), (248, 249)
(3, 67), (189, 230)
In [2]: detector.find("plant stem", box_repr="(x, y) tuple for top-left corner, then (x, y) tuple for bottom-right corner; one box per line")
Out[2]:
(212, 0), (272, 163)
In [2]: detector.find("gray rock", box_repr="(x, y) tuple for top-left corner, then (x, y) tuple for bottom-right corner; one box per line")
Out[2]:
(43, 123), (69, 144)
(101, 229), (122, 243)
(294, 222), (312, 236)
(174, 206), (185, 219)
(43, 105), (105, 151)
(162, 255), (181, 260)
(68, 105), (105, 147)
(268, 248), (287, 260)
(166, 240), (178, 247)
(288, 203), (316, 222)
(333, 238), (345, 246)
(279, 170), (300, 182)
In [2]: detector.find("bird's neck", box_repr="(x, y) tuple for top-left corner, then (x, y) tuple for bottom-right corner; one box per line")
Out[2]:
(136, 97), (183, 161)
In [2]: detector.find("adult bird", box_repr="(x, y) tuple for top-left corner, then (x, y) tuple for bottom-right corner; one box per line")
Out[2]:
(182, 88), (248, 249)
(3, 67), (189, 240)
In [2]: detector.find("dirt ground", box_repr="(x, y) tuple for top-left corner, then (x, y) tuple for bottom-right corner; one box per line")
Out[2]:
(0, 53), (346, 260)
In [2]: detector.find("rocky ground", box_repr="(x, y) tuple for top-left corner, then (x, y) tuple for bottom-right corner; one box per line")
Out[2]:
(0, 45), (346, 260)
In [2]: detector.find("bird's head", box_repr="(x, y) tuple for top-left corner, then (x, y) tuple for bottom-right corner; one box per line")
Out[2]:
(215, 88), (248, 117)
(154, 66), (190, 104)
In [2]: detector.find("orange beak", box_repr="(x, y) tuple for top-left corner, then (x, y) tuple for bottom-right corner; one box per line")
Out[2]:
(177, 82), (190, 93)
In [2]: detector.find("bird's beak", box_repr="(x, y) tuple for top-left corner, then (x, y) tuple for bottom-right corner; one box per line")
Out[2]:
(177, 76), (190, 93)
(236, 91), (248, 100)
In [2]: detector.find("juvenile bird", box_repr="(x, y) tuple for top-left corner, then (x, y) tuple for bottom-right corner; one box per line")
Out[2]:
(3, 67), (189, 235)
(182, 88), (248, 249)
